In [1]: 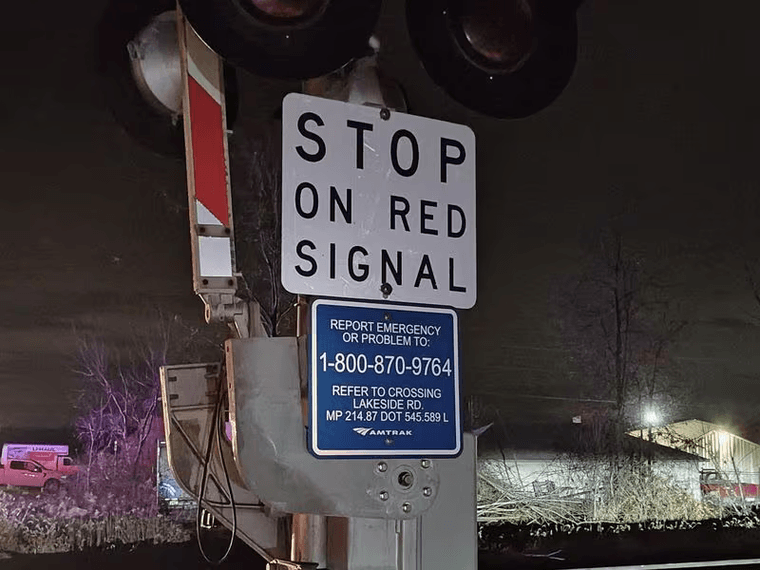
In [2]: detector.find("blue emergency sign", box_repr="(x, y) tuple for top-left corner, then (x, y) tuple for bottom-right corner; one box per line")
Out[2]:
(310, 299), (461, 457)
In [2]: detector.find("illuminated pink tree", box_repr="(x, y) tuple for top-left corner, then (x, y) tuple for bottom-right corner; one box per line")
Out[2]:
(73, 313), (225, 508)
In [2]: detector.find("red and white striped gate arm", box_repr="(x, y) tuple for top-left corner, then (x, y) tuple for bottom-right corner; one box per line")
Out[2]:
(176, 10), (237, 297)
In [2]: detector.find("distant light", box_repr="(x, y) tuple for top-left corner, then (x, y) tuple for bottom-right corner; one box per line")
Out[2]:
(643, 409), (659, 426)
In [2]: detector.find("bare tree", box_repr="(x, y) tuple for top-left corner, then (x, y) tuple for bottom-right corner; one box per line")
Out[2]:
(74, 337), (162, 482)
(75, 395), (107, 494)
(634, 300), (687, 439)
(73, 311), (226, 494)
(555, 223), (686, 441)
(230, 121), (296, 336)
(558, 227), (643, 421)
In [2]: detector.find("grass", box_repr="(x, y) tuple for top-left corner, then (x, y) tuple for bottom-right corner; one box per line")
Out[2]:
(0, 485), (191, 554)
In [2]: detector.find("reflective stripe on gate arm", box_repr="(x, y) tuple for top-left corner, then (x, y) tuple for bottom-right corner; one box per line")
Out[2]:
(187, 73), (228, 227)
(179, 14), (234, 284)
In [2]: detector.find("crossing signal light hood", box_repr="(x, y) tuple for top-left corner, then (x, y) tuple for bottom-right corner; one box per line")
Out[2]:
(407, 0), (581, 118)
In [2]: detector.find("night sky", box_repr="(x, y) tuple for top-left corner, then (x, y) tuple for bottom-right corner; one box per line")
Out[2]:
(2, 0), (760, 440)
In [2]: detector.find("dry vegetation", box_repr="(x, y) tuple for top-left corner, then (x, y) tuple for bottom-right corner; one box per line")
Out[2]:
(0, 314), (226, 555)
(478, 457), (721, 526)
(478, 459), (586, 525)
(0, 487), (191, 555)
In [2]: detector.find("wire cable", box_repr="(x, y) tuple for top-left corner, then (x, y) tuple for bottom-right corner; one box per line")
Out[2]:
(194, 362), (236, 565)
(215, 384), (238, 558)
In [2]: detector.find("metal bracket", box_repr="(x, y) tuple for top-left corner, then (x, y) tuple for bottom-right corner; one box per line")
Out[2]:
(202, 291), (247, 336)
(226, 336), (440, 519)
(202, 293), (267, 339)
(303, 51), (407, 113)
(159, 362), (288, 561)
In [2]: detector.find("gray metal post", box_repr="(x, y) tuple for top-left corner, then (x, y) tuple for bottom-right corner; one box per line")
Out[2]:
(292, 293), (328, 568)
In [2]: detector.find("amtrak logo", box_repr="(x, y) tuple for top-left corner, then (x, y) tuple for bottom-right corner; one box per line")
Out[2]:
(352, 427), (413, 437)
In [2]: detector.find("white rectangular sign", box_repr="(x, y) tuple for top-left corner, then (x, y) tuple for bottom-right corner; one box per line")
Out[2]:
(281, 93), (477, 309)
